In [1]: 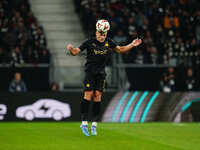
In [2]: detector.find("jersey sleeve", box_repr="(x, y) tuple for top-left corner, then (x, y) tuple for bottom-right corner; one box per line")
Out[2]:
(108, 38), (118, 49)
(79, 39), (90, 51)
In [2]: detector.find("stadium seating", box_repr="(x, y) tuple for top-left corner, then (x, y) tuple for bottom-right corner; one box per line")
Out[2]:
(74, 0), (200, 66)
(0, 0), (50, 65)
(74, 0), (200, 91)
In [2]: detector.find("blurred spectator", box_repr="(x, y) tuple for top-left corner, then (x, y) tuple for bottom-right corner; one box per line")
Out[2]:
(167, 67), (176, 89)
(184, 68), (197, 91)
(32, 26), (47, 48)
(163, 12), (180, 29)
(23, 46), (37, 64)
(50, 82), (59, 92)
(134, 50), (144, 64)
(160, 67), (176, 92)
(9, 72), (27, 92)
(25, 11), (36, 26)
(12, 11), (23, 25)
(113, 30), (127, 44)
(1, 18), (9, 36)
(160, 73), (172, 93)
(39, 48), (50, 64)
(10, 46), (24, 65)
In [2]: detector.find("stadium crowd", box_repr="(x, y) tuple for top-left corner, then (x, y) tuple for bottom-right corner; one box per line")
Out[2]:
(75, 0), (200, 67)
(74, 0), (200, 91)
(0, 0), (50, 66)
(159, 67), (199, 92)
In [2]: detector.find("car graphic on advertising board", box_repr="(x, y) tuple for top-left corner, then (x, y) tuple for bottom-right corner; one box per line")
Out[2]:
(16, 99), (71, 121)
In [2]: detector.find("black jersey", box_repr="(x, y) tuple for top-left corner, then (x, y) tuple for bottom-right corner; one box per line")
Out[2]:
(79, 37), (117, 73)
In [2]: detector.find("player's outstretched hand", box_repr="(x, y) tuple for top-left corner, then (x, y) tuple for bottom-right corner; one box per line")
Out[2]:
(66, 44), (73, 51)
(132, 38), (142, 47)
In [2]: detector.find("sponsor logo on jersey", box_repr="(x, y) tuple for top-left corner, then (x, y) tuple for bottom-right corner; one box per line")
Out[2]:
(93, 49), (108, 55)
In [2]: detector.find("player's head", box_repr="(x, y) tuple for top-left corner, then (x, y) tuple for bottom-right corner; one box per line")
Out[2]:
(96, 19), (110, 42)
(14, 72), (21, 81)
(96, 31), (107, 43)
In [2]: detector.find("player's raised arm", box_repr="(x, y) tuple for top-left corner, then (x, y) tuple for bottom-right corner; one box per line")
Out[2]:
(66, 44), (81, 56)
(114, 38), (142, 54)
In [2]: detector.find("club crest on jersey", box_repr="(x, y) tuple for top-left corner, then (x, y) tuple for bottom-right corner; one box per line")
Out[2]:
(105, 42), (109, 47)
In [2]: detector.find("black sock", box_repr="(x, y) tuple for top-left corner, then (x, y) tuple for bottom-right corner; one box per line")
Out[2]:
(92, 101), (101, 122)
(81, 99), (90, 121)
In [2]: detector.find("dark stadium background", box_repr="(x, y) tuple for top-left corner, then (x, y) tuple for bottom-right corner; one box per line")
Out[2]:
(0, 0), (200, 150)
(0, 0), (199, 121)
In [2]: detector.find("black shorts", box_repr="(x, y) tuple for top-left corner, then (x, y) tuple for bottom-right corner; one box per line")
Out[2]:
(83, 72), (106, 92)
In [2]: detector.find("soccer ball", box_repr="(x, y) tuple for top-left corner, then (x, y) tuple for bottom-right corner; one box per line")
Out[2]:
(96, 19), (110, 33)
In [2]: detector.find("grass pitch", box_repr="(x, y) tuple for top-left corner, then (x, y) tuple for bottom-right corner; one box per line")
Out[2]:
(0, 122), (199, 150)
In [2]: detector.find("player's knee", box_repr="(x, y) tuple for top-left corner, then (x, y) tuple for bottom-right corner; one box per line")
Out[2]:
(94, 91), (102, 102)
(84, 91), (94, 100)
(93, 97), (101, 102)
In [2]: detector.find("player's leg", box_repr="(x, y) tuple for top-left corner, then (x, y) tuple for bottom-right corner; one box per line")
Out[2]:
(80, 90), (93, 136)
(81, 90), (93, 123)
(93, 90), (102, 120)
(80, 73), (94, 136)
(91, 73), (105, 135)
(91, 90), (102, 135)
